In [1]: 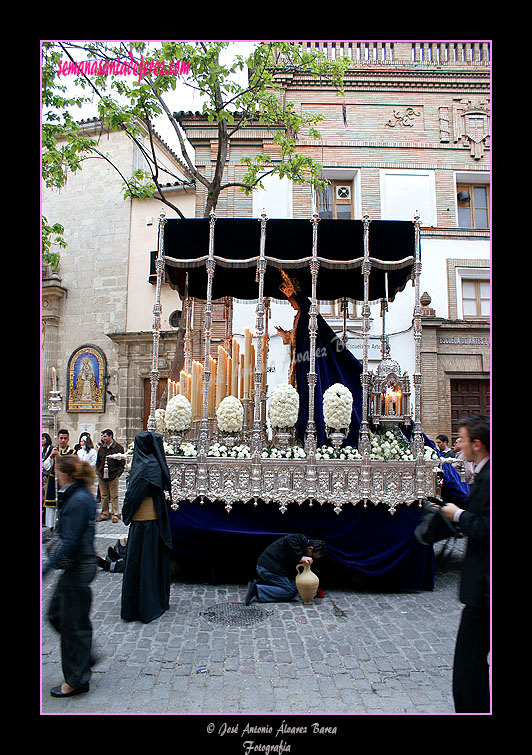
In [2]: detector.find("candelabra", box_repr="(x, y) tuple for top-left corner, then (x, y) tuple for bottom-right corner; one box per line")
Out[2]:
(47, 382), (62, 525)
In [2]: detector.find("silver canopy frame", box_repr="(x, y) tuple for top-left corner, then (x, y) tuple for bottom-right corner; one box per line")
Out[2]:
(147, 210), (435, 515)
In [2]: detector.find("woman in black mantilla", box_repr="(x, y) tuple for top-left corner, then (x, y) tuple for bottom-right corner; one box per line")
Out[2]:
(120, 431), (173, 623)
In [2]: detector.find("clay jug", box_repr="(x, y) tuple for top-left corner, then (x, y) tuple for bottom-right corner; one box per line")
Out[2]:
(295, 562), (319, 604)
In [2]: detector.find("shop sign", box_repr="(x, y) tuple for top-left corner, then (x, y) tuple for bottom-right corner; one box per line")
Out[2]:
(438, 334), (490, 346)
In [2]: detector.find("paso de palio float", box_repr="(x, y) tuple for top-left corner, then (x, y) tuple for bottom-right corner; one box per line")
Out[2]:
(143, 210), (443, 591)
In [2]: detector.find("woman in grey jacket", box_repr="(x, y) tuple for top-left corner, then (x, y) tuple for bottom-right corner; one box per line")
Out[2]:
(43, 454), (97, 698)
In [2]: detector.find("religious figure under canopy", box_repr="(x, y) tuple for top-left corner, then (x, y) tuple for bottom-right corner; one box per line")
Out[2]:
(275, 271), (363, 448)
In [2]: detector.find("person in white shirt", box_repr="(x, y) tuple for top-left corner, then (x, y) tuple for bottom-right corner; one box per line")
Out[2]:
(77, 434), (97, 466)
(452, 436), (475, 484)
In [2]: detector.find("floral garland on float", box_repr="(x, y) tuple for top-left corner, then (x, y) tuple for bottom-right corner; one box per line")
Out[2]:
(369, 429), (413, 460)
(168, 441), (198, 457)
(316, 444), (361, 461)
(126, 436), (198, 459)
(207, 442), (251, 459)
(315, 431), (440, 461)
(261, 446), (307, 459)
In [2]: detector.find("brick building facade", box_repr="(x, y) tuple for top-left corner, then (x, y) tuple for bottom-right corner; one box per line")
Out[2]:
(176, 40), (490, 442)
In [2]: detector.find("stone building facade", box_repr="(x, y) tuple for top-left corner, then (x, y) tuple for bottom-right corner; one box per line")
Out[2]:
(176, 40), (490, 442)
(42, 119), (195, 446)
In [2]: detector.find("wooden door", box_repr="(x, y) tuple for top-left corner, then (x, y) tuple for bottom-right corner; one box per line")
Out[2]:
(450, 379), (490, 439)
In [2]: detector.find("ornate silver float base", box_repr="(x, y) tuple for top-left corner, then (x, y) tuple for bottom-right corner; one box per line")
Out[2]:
(167, 457), (438, 515)
(273, 429), (293, 451)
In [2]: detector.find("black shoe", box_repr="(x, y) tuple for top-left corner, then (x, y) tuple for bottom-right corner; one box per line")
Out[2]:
(245, 580), (258, 606)
(50, 682), (89, 698)
(96, 556), (110, 571)
(114, 539), (128, 558)
(107, 546), (119, 561)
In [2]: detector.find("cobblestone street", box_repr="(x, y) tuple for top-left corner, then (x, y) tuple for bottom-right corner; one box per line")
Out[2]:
(41, 489), (467, 719)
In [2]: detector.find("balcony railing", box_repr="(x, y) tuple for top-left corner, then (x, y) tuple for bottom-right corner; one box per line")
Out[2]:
(273, 41), (490, 66)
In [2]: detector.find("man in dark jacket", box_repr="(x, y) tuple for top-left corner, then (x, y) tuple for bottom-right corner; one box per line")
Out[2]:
(442, 414), (490, 713)
(96, 429), (125, 522)
(245, 533), (326, 604)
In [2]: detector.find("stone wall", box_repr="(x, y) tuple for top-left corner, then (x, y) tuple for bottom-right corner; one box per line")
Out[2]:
(42, 127), (134, 445)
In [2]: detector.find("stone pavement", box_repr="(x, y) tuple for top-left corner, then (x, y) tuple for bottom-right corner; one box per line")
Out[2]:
(41, 484), (468, 717)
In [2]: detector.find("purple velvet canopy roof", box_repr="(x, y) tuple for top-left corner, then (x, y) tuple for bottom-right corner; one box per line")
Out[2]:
(155, 217), (416, 302)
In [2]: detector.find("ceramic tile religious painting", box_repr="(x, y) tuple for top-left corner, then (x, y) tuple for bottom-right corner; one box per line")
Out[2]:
(67, 345), (106, 412)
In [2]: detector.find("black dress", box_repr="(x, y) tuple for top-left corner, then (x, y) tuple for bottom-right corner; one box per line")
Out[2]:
(120, 431), (174, 623)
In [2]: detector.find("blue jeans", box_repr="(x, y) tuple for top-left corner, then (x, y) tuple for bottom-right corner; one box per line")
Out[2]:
(256, 565), (298, 603)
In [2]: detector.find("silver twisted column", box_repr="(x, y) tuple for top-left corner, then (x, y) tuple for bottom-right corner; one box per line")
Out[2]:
(304, 213), (320, 457)
(199, 209), (217, 457)
(147, 209), (167, 432)
(251, 211), (268, 455)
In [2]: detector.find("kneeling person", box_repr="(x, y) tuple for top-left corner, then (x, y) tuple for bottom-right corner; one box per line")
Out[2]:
(246, 534), (326, 604)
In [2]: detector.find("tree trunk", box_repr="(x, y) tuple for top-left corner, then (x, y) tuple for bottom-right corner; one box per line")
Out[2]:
(203, 116), (229, 217)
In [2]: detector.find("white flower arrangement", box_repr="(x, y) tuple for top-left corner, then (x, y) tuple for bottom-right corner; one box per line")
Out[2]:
(127, 441), (135, 455)
(268, 383), (300, 429)
(369, 429), (413, 461)
(315, 444), (361, 461)
(155, 408), (166, 435)
(216, 395), (244, 434)
(165, 394), (192, 432)
(175, 442), (198, 457)
(323, 383), (353, 431)
(261, 446), (307, 459)
(207, 442), (251, 459)
(424, 445), (440, 460)
(163, 440), (175, 455)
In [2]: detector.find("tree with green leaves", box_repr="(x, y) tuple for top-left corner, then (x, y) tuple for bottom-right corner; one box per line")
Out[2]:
(41, 40), (350, 405)
(42, 41), (349, 225)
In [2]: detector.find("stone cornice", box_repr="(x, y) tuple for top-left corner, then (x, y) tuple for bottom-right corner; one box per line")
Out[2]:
(420, 317), (490, 332)
(273, 71), (489, 96)
(42, 281), (67, 326)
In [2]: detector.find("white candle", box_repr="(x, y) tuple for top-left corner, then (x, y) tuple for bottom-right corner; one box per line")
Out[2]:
(51, 366), (57, 391)
(208, 356), (216, 416)
(250, 342), (255, 401)
(385, 388), (393, 414)
(231, 338), (239, 397)
(192, 361), (203, 419)
(261, 334), (267, 391)
(216, 346), (227, 409)
(243, 328), (252, 398)
(179, 371), (187, 395)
